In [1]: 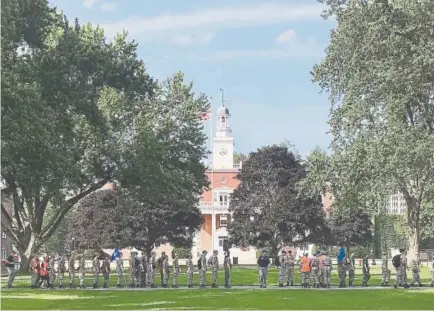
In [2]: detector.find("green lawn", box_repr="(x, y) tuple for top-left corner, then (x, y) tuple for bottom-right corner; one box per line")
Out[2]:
(2, 266), (433, 310)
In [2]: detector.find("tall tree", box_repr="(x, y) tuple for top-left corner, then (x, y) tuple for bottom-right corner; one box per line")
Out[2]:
(228, 145), (329, 257)
(68, 73), (209, 254)
(312, 0), (434, 261)
(1, 0), (156, 268)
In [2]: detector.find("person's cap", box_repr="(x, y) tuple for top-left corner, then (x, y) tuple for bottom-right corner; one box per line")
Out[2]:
(203, 250), (208, 254)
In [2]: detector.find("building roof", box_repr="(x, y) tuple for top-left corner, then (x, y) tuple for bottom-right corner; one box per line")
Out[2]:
(217, 105), (229, 115)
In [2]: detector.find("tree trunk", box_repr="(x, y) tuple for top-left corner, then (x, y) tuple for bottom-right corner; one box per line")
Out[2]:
(16, 234), (40, 272)
(402, 191), (421, 263)
(407, 227), (420, 263)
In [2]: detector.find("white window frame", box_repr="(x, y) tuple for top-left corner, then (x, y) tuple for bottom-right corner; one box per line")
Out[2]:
(213, 191), (230, 207)
(220, 215), (228, 227)
(2, 232), (6, 239)
(218, 236), (228, 247)
(1, 249), (6, 260)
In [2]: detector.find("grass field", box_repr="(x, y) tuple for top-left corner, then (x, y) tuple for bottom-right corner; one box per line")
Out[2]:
(2, 266), (434, 310)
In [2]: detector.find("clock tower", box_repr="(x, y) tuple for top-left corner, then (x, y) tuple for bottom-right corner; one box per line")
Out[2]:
(212, 105), (234, 170)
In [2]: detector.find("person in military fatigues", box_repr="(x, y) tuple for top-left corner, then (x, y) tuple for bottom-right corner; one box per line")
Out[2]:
(348, 253), (356, 287)
(29, 255), (40, 288)
(92, 253), (100, 288)
(162, 252), (170, 288)
(199, 250), (208, 288)
(172, 251), (180, 288)
(115, 253), (125, 288)
(278, 250), (287, 287)
(48, 254), (56, 288)
(318, 251), (325, 287)
(410, 259), (422, 286)
(337, 255), (346, 288)
(401, 251), (408, 286)
(58, 255), (66, 289)
(78, 255), (86, 288)
(381, 251), (391, 286)
(224, 251), (232, 288)
(140, 252), (147, 288)
(286, 250), (295, 286)
(210, 250), (219, 288)
(134, 253), (141, 287)
(310, 252), (320, 288)
(148, 252), (157, 288)
(68, 252), (76, 288)
(156, 252), (165, 287)
(101, 257), (111, 288)
(322, 251), (332, 288)
(186, 254), (194, 288)
(361, 254), (370, 287)
(129, 252), (137, 288)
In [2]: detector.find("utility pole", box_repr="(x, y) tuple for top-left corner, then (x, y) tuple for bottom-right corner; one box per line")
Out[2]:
(219, 88), (226, 106)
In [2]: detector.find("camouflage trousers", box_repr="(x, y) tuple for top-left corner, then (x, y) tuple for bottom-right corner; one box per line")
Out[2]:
(69, 270), (75, 286)
(199, 269), (206, 286)
(172, 269), (179, 286)
(224, 269), (231, 287)
(337, 265), (346, 284)
(147, 269), (155, 286)
(323, 266), (331, 285)
(287, 266), (294, 284)
(401, 267), (408, 284)
(348, 269), (355, 285)
(411, 269), (421, 285)
(318, 267), (324, 284)
(395, 267), (403, 285)
(278, 266), (286, 284)
(31, 272), (39, 287)
(162, 271), (169, 286)
(135, 270), (142, 286)
(212, 270), (218, 284)
(311, 267), (319, 285)
(259, 267), (268, 287)
(79, 272), (85, 286)
(187, 269), (193, 286)
(93, 272), (99, 286)
(301, 272), (310, 285)
(116, 269), (124, 286)
(129, 269), (136, 286)
(102, 273), (110, 287)
(381, 267), (390, 284)
(49, 272), (56, 286)
(140, 271), (146, 286)
(362, 269), (370, 284)
(58, 273), (65, 286)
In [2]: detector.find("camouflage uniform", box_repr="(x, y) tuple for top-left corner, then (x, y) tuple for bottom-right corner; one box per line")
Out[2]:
(68, 254), (76, 288)
(134, 255), (141, 287)
(115, 257), (125, 287)
(49, 256), (56, 288)
(401, 255), (408, 285)
(186, 256), (194, 287)
(322, 253), (332, 288)
(147, 253), (157, 288)
(318, 254), (325, 287)
(211, 251), (219, 287)
(431, 261), (434, 287)
(338, 259), (346, 288)
(58, 256), (66, 288)
(92, 256), (100, 288)
(224, 254), (232, 288)
(29, 256), (40, 288)
(410, 259), (421, 286)
(348, 253), (356, 287)
(140, 253), (147, 287)
(172, 254), (180, 288)
(199, 252), (207, 287)
(78, 257), (86, 288)
(381, 253), (391, 286)
(394, 254), (403, 287)
(101, 258), (111, 288)
(129, 253), (136, 287)
(278, 253), (287, 286)
(162, 255), (170, 287)
(361, 256), (370, 286)
(286, 253), (295, 286)
(310, 255), (320, 288)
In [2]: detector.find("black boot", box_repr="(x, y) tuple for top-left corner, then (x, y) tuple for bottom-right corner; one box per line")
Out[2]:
(188, 284), (193, 288)
(286, 282), (290, 286)
(93, 284), (98, 289)
(279, 284), (284, 288)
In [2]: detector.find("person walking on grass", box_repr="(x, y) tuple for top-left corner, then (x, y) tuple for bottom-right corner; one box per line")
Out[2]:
(198, 250), (208, 288)
(300, 253), (311, 288)
(68, 251), (76, 288)
(286, 250), (295, 287)
(361, 254), (370, 287)
(322, 251), (332, 288)
(78, 255), (86, 288)
(39, 256), (51, 288)
(186, 254), (194, 288)
(29, 254), (40, 289)
(115, 252), (125, 288)
(410, 259), (422, 287)
(172, 250), (180, 288)
(58, 255), (66, 289)
(48, 254), (56, 288)
(310, 252), (320, 288)
(3, 251), (17, 288)
(257, 250), (270, 288)
(348, 253), (356, 287)
(101, 257), (111, 288)
(277, 250), (287, 287)
(381, 251), (391, 286)
(224, 251), (232, 288)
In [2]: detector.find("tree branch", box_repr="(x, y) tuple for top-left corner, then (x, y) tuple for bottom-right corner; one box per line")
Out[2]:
(3, 174), (24, 232)
(40, 178), (109, 241)
(1, 205), (23, 249)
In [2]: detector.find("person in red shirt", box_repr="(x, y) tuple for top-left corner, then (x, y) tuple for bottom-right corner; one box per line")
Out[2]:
(29, 255), (40, 288)
(300, 253), (311, 288)
(39, 256), (50, 288)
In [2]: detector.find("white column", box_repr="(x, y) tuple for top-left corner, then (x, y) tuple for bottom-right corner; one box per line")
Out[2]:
(211, 212), (216, 252)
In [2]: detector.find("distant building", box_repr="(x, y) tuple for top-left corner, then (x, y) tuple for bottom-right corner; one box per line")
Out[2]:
(386, 192), (406, 215)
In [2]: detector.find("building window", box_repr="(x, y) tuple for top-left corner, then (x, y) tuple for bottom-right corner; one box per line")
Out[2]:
(1, 249), (6, 260)
(213, 192), (230, 207)
(220, 215), (228, 227)
(2, 232), (6, 239)
(300, 243), (309, 251)
(218, 236), (229, 247)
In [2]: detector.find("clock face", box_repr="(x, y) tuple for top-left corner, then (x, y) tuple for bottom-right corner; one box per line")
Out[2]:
(219, 148), (227, 156)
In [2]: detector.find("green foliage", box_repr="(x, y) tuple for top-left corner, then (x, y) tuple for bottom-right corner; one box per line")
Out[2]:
(173, 247), (192, 259)
(309, 0), (434, 261)
(228, 144), (329, 257)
